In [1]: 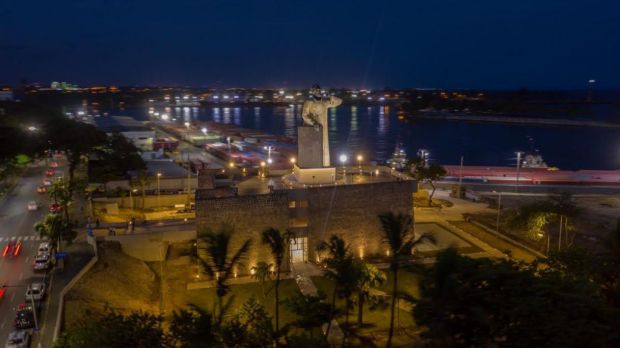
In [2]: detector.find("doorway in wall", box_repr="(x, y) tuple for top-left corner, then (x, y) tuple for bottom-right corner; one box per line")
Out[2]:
(290, 237), (307, 263)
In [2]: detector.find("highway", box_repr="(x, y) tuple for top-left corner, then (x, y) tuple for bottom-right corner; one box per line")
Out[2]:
(0, 161), (51, 346)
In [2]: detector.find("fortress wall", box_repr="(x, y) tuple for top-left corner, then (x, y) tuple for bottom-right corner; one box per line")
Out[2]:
(195, 191), (290, 275)
(305, 181), (416, 260)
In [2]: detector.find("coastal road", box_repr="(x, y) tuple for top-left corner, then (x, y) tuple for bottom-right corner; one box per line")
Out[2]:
(0, 161), (50, 346)
(437, 181), (620, 195)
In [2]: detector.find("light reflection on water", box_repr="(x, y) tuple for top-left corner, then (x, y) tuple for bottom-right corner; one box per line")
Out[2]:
(131, 105), (620, 170)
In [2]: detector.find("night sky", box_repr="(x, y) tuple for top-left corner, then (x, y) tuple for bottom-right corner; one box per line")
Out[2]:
(1, 0), (619, 89)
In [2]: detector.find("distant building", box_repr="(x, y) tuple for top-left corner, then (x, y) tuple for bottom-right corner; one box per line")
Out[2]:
(95, 116), (155, 151)
(0, 89), (13, 101)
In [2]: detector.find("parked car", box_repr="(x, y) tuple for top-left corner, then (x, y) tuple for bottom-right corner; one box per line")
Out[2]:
(27, 201), (38, 211)
(48, 161), (58, 168)
(37, 242), (53, 256)
(33, 254), (51, 271)
(36, 185), (47, 193)
(42, 179), (52, 187)
(2, 241), (22, 258)
(25, 282), (46, 301)
(5, 330), (30, 348)
(45, 169), (55, 177)
(14, 304), (37, 330)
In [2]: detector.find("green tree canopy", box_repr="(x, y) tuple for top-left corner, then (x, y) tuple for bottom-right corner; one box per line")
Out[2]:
(412, 249), (619, 348)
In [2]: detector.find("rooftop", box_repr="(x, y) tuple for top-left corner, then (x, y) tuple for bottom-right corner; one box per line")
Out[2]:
(234, 166), (412, 196)
(95, 116), (152, 133)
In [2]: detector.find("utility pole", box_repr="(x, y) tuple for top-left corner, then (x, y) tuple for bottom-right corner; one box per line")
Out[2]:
(186, 152), (191, 206)
(515, 151), (523, 193)
(458, 155), (464, 198)
(496, 192), (502, 233)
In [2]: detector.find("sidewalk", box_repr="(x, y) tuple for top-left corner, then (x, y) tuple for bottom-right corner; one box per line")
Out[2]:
(34, 242), (95, 348)
(291, 262), (344, 346)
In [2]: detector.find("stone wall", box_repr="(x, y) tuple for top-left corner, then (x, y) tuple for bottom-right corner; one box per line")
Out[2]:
(304, 180), (415, 261)
(195, 191), (290, 275)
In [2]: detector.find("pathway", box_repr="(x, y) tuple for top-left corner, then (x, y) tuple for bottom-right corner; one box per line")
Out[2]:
(291, 262), (344, 346)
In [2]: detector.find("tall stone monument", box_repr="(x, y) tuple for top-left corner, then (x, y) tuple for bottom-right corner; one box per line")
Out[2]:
(294, 85), (342, 184)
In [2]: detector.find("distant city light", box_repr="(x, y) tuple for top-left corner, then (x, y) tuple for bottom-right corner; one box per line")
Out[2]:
(339, 154), (348, 164)
(161, 114), (169, 120)
(28, 126), (37, 132)
(201, 127), (207, 135)
(184, 122), (190, 128)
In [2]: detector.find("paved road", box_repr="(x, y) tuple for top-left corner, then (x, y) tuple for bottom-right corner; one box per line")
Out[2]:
(437, 181), (620, 195)
(0, 161), (50, 346)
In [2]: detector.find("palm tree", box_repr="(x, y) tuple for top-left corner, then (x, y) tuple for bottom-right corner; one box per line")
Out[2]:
(197, 224), (251, 323)
(251, 261), (273, 298)
(49, 178), (72, 222)
(316, 235), (350, 339)
(261, 228), (292, 337)
(34, 214), (75, 251)
(134, 170), (152, 209)
(355, 261), (386, 326)
(379, 212), (434, 348)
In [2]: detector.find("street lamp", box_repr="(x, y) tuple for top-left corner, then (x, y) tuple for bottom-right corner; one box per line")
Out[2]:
(264, 146), (273, 165)
(515, 151), (524, 193)
(129, 188), (137, 210)
(290, 157), (296, 173)
(260, 161), (266, 178)
(339, 154), (347, 177)
(156, 172), (162, 210)
(493, 190), (502, 233)
(356, 154), (363, 173)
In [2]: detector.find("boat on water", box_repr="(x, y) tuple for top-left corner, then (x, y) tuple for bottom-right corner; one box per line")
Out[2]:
(387, 145), (408, 170)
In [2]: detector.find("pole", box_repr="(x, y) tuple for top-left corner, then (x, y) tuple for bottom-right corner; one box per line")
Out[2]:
(30, 290), (39, 331)
(558, 215), (563, 251)
(157, 174), (161, 211)
(129, 189), (133, 210)
(186, 152), (191, 205)
(515, 152), (522, 193)
(458, 155), (464, 197)
(496, 192), (502, 233)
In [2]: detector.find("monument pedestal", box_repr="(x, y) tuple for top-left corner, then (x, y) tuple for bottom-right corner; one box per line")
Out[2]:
(297, 126), (324, 168)
(294, 165), (336, 185)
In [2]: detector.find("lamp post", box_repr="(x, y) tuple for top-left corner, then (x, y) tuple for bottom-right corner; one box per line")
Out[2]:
(515, 151), (524, 193)
(339, 154), (348, 179)
(290, 157), (296, 174)
(129, 188), (137, 211)
(493, 190), (502, 233)
(260, 161), (266, 178)
(356, 154), (363, 174)
(156, 172), (162, 210)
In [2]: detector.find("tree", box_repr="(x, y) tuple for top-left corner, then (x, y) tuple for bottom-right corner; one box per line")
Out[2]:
(170, 305), (219, 348)
(411, 249), (619, 348)
(316, 234), (350, 338)
(251, 261), (273, 298)
(220, 297), (275, 348)
(412, 164), (446, 206)
(134, 170), (152, 209)
(34, 214), (76, 251)
(354, 261), (386, 326)
(261, 228), (292, 337)
(50, 119), (107, 191)
(54, 310), (172, 348)
(197, 224), (251, 323)
(284, 293), (331, 338)
(48, 177), (72, 222)
(379, 212), (434, 348)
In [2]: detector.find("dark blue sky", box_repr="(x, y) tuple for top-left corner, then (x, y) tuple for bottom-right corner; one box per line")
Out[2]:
(2, 0), (619, 89)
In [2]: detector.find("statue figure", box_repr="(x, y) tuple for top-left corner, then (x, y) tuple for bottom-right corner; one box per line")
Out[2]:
(301, 85), (342, 167)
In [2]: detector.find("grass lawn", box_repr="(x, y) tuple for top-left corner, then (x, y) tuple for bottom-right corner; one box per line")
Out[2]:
(185, 279), (302, 327)
(375, 269), (422, 299)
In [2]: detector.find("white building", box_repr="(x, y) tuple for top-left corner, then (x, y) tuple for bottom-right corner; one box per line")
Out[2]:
(95, 116), (155, 151)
